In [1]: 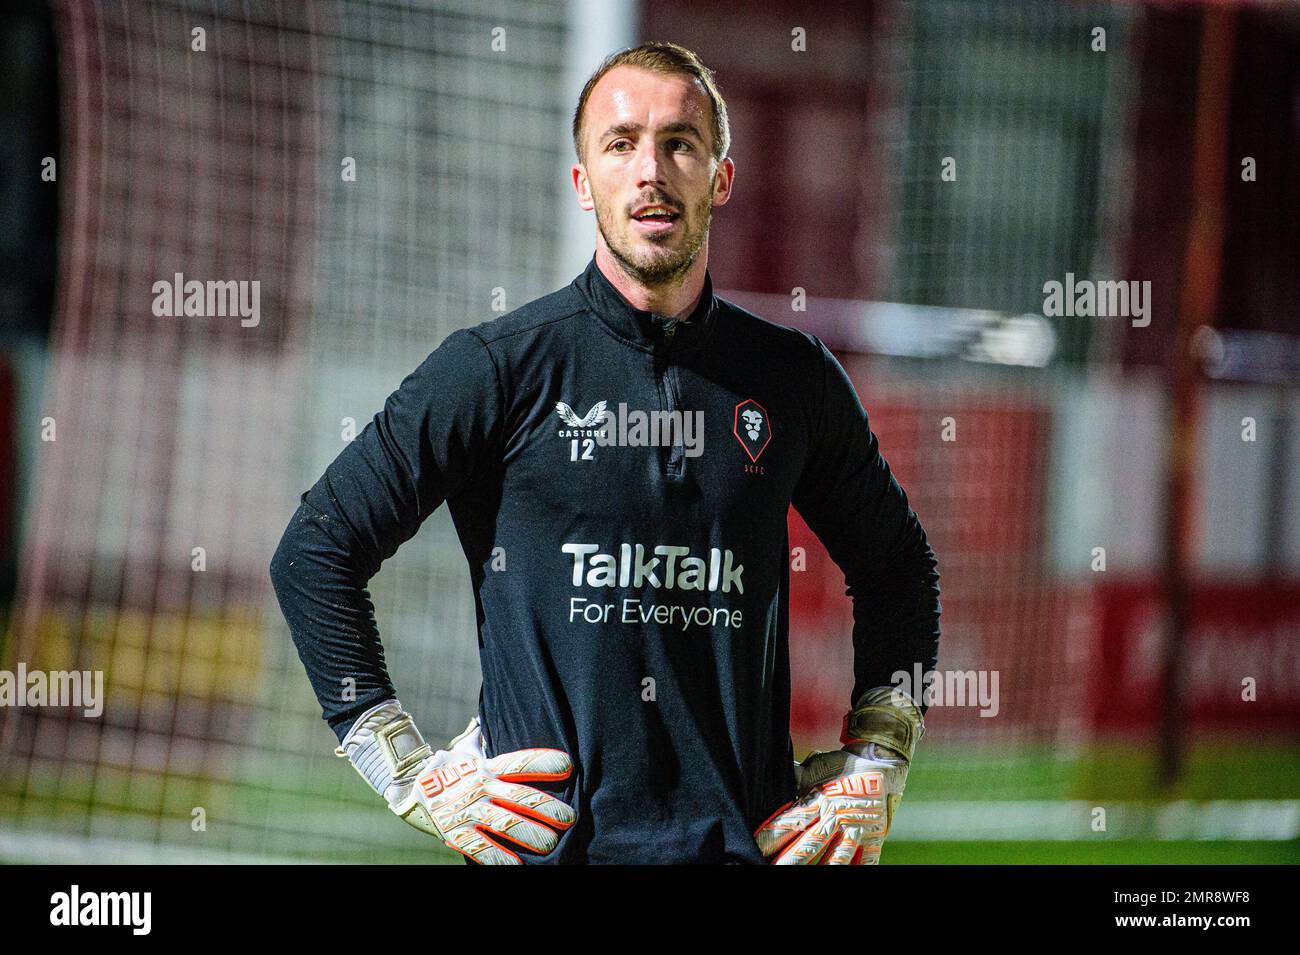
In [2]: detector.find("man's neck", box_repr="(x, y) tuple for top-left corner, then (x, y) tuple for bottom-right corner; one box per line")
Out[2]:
(595, 245), (707, 320)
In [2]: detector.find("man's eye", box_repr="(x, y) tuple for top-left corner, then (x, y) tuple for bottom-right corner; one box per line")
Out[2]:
(670, 139), (692, 151)
(610, 140), (632, 152)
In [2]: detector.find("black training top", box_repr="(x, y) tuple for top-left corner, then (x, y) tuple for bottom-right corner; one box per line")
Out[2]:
(269, 255), (941, 864)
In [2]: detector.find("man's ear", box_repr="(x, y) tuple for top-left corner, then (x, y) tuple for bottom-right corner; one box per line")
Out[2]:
(711, 156), (736, 208)
(571, 162), (595, 212)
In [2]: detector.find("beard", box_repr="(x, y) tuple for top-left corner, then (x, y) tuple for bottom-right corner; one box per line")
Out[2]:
(594, 187), (713, 288)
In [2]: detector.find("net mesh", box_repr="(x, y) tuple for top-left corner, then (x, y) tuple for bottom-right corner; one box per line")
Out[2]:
(2, 0), (573, 862)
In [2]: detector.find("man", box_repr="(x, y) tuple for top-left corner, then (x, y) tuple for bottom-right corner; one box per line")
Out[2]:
(270, 42), (940, 865)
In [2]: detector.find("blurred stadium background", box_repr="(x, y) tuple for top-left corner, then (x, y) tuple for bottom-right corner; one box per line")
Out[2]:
(0, 0), (1296, 863)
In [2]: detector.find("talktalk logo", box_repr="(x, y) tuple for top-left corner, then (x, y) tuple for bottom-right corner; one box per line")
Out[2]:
(562, 542), (744, 594)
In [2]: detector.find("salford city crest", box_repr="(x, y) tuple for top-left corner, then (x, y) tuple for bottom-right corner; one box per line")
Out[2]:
(733, 398), (771, 462)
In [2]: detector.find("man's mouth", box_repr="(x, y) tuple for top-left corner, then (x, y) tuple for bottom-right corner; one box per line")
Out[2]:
(630, 205), (680, 234)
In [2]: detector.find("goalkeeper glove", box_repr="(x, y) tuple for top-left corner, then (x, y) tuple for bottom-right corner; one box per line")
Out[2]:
(336, 699), (576, 864)
(755, 686), (924, 865)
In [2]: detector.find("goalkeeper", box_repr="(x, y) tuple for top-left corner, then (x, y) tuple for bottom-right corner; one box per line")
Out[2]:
(270, 41), (939, 865)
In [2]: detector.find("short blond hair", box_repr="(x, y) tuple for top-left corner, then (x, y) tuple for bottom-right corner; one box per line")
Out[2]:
(572, 42), (730, 164)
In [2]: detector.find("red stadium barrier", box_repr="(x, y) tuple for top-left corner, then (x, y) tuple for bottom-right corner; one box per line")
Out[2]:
(1089, 579), (1300, 736)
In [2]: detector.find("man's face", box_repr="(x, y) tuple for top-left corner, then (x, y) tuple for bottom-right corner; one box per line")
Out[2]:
(573, 66), (733, 287)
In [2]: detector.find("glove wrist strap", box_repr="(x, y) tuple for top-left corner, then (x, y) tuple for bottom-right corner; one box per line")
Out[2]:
(334, 699), (433, 797)
(840, 686), (925, 763)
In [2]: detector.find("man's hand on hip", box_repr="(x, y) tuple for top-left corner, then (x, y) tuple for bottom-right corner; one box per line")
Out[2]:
(755, 686), (924, 865)
(336, 700), (576, 864)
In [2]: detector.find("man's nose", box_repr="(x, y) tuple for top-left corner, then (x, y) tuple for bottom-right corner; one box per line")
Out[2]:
(635, 142), (664, 185)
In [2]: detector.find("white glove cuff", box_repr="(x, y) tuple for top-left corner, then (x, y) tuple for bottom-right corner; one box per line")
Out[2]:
(334, 699), (432, 797)
(447, 716), (485, 760)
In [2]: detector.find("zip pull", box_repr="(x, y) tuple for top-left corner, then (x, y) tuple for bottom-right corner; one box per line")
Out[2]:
(654, 313), (677, 348)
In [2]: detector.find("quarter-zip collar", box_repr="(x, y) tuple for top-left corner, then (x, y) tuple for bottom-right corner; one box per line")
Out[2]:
(575, 255), (717, 354)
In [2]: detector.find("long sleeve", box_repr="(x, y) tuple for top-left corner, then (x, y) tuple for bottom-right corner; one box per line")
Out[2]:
(268, 328), (504, 740)
(791, 337), (941, 712)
